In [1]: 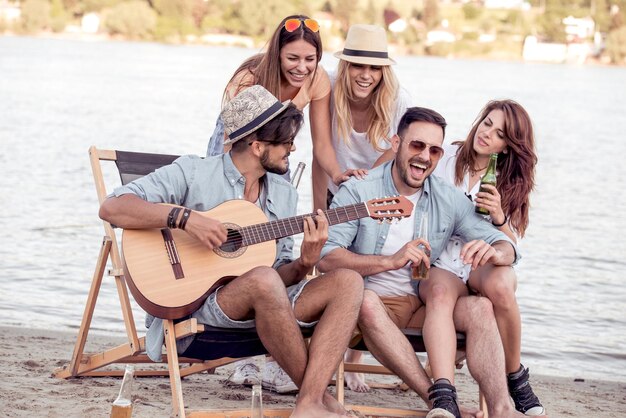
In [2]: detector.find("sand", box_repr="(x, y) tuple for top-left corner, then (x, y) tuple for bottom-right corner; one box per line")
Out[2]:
(0, 326), (624, 417)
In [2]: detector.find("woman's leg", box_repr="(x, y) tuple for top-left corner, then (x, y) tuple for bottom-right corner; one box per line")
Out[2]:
(419, 267), (468, 383)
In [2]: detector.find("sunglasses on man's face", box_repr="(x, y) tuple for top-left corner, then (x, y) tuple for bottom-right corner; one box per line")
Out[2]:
(401, 138), (444, 159)
(284, 18), (320, 33)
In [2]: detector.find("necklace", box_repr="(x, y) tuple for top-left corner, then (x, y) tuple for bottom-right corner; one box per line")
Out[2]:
(469, 164), (487, 176)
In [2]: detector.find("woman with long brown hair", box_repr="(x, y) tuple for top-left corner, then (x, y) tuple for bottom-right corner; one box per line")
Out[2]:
(430, 99), (545, 416)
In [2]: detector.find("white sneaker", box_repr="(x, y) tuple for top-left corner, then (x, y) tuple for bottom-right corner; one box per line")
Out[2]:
(261, 361), (298, 394)
(226, 359), (260, 386)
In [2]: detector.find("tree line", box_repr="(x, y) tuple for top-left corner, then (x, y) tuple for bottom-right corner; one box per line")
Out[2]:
(3, 0), (626, 64)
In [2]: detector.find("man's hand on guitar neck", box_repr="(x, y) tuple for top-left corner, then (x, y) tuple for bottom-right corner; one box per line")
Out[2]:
(299, 209), (329, 270)
(184, 211), (228, 250)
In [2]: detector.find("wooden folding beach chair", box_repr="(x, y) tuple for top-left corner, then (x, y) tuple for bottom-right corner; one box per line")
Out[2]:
(54, 146), (307, 417)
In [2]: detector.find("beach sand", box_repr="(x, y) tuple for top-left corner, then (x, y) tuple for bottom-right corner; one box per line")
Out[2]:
(1, 326), (624, 417)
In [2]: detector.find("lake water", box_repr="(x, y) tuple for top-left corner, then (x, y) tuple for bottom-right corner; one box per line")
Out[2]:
(1, 36), (625, 383)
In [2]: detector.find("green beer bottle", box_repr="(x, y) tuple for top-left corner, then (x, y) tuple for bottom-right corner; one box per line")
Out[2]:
(475, 153), (498, 215)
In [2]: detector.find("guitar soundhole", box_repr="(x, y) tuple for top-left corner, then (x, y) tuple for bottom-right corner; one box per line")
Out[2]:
(213, 223), (246, 258)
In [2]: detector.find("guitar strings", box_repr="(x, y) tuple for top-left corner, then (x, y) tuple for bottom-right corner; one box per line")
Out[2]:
(220, 205), (368, 247)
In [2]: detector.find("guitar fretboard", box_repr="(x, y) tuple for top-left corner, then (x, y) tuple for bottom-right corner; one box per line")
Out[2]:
(237, 202), (369, 246)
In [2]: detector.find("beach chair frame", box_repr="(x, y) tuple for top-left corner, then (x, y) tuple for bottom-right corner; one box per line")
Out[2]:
(53, 146), (299, 417)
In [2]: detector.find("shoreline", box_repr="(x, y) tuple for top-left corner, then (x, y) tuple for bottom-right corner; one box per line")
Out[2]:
(1, 31), (616, 68)
(1, 326), (624, 417)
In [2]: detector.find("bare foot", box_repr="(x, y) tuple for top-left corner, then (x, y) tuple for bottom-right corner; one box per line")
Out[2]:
(323, 391), (350, 415)
(345, 372), (370, 392)
(291, 400), (349, 418)
(460, 404), (484, 418)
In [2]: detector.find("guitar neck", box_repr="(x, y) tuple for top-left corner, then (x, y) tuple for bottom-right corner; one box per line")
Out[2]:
(239, 202), (369, 246)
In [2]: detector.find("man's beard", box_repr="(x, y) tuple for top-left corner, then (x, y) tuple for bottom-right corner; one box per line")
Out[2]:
(260, 149), (289, 175)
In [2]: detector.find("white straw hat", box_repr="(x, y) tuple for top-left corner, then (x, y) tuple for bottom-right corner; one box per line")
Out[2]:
(333, 24), (396, 66)
(222, 85), (291, 144)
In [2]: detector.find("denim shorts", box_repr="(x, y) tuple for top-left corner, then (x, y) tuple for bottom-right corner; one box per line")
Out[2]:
(191, 278), (317, 329)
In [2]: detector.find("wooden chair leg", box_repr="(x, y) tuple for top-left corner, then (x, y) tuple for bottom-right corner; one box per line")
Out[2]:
(336, 359), (345, 405)
(165, 319), (186, 417)
(68, 237), (112, 376)
(479, 388), (489, 418)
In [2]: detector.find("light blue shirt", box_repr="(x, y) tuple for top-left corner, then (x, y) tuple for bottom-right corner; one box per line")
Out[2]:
(113, 152), (298, 361)
(320, 160), (519, 275)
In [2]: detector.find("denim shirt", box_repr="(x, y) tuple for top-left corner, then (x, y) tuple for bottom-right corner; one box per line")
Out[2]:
(113, 152), (298, 361)
(320, 160), (519, 276)
(206, 116), (225, 157)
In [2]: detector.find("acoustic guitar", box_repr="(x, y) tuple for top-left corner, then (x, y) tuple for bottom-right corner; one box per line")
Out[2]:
(122, 196), (412, 319)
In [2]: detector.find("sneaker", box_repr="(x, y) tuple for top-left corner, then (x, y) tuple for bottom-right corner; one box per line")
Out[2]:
(426, 381), (461, 418)
(226, 359), (260, 386)
(261, 361), (298, 394)
(507, 364), (546, 416)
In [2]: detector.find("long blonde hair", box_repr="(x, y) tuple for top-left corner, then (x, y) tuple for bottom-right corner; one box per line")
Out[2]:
(332, 61), (399, 152)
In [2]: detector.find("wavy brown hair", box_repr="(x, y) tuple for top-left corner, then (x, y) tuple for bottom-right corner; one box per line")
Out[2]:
(223, 15), (323, 104)
(453, 100), (537, 237)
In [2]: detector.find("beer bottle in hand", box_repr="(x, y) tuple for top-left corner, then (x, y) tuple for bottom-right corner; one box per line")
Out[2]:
(412, 212), (430, 280)
(475, 153), (498, 215)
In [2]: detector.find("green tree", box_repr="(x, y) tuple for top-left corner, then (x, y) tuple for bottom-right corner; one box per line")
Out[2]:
(20, 0), (50, 32)
(238, 0), (300, 38)
(50, 0), (69, 33)
(333, 0), (354, 34)
(593, 0), (610, 32)
(423, 0), (439, 30)
(606, 25), (626, 63)
(462, 2), (481, 20)
(364, 0), (380, 25)
(104, 0), (157, 39)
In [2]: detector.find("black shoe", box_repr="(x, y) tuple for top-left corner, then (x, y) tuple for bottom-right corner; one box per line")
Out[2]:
(508, 364), (546, 416)
(426, 381), (461, 418)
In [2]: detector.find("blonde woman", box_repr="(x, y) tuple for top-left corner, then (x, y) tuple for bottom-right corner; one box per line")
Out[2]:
(324, 24), (412, 391)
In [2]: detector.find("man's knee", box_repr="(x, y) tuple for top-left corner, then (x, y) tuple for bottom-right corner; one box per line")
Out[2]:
(358, 291), (388, 327)
(246, 266), (284, 294)
(454, 296), (495, 331)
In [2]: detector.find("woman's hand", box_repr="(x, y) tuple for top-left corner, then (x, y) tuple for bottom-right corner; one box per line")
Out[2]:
(333, 168), (368, 185)
(474, 184), (506, 225)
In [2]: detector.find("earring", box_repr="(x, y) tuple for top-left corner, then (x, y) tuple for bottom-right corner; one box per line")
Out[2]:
(503, 149), (508, 154)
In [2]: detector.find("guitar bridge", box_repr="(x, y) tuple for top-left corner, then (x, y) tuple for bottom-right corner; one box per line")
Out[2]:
(161, 229), (184, 280)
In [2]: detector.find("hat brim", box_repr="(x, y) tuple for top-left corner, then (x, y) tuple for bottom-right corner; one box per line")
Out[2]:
(333, 51), (396, 66)
(224, 100), (291, 145)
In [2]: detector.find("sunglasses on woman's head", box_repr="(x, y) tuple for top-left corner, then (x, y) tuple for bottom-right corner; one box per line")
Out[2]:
(401, 138), (445, 159)
(284, 18), (320, 33)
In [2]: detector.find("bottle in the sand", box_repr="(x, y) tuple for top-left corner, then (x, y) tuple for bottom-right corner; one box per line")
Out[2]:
(412, 211), (430, 280)
(251, 384), (263, 418)
(475, 153), (498, 215)
(110, 364), (134, 418)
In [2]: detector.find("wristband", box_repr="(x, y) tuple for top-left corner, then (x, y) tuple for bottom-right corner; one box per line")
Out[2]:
(167, 207), (182, 229)
(492, 216), (508, 227)
(179, 208), (192, 230)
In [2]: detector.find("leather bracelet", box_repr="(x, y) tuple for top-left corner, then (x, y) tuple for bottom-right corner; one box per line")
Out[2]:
(179, 208), (192, 230)
(492, 215), (508, 227)
(167, 207), (182, 229)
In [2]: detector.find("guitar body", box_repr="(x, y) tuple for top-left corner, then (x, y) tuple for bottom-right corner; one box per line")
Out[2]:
(122, 200), (276, 319)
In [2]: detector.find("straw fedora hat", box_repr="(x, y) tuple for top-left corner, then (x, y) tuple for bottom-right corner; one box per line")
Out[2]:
(334, 24), (396, 66)
(222, 85), (291, 144)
